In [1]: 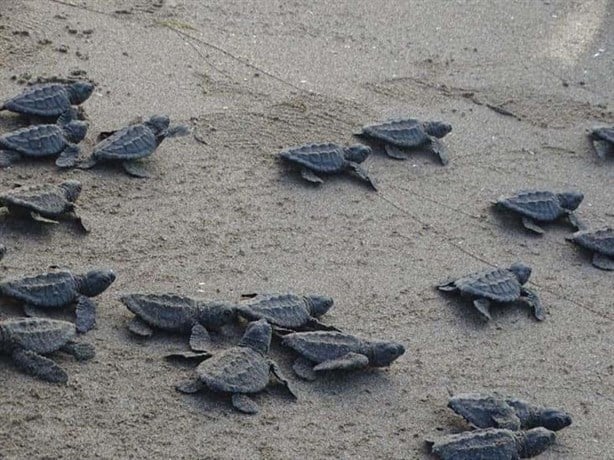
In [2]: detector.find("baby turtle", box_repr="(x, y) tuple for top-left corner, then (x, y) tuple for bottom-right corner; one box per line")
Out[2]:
(78, 114), (189, 177)
(120, 293), (237, 351)
(175, 319), (296, 414)
(566, 227), (614, 270)
(0, 269), (116, 333)
(237, 292), (338, 333)
(495, 190), (584, 234)
(0, 317), (95, 383)
(437, 262), (545, 321)
(427, 427), (556, 460)
(589, 127), (614, 159)
(356, 118), (452, 164)
(449, 393), (572, 431)
(279, 143), (377, 190)
(0, 81), (94, 118)
(0, 110), (88, 168)
(281, 331), (405, 381)
(0, 180), (88, 232)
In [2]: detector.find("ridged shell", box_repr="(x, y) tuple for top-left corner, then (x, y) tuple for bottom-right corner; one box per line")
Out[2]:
(197, 347), (269, 393)
(0, 271), (78, 307)
(282, 331), (365, 363)
(280, 143), (346, 173)
(1, 183), (71, 216)
(1, 84), (72, 117)
(569, 228), (614, 256)
(93, 124), (157, 161)
(0, 125), (66, 156)
(0, 318), (75, 354)
(120, 294), (199, 332)
(238, 293), (311, 328)
(497, 190), (563, 221)
(448, 393), (521, 430)
(361, 119), (430, 148)
(453, 268), (521, 302)
(592, 127), (614, 143)
(431, 429), (519, 460)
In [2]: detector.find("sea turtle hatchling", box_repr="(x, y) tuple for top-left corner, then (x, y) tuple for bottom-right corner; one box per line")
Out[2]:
(0, 109), (88, 168)
(566, 227), (614, 270)
(494, 190), (584, 234)
(0, 317), (95, 383)
(0, 180), (89, 232)
(279, 143), (377, 190)
(281, 331), (405, 381)
(0, 81), (94, 118)
(448, 393), (572, 431)
(589, 126), (614, 159)
(78, 114), (189, 177)
(437, 262), (545, 321)
(427, 427), (556, 460)
(356, 118), (452, 164)
(175, 319), (296, 414)
(120, 293), (237, 351)
(0, 269), (116, 333)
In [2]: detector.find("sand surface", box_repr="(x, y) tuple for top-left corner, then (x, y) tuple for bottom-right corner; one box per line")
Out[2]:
(0, 1), (613, 458)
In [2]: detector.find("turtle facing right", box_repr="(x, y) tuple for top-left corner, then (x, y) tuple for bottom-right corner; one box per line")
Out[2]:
(566, 227), (614, 270)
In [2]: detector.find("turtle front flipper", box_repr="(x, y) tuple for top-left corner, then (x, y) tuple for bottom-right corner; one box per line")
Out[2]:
(592, 252), (614, 271)
(75, 296), (97, 333)
(592, 139), (612, 159)
(430, 138), (449, 165)
(305, 318), (341, 332)
(520, 288), (545, 321)
(12, 348), (68, 383)
(347, 162), (378, 191)
(127, 316), (154, 337)
(77, 157), (97, 170)
(122, 160), (150, 178)
(567, 213), (587, 231)
(312, 352), (369, 372)
(175, 378), (205, 394)
(30, 212), (59, 225)
(292, 356), (317, 381)
(521, 217), (545, 234)
(0, 150), (22, 167)
(231, 393), (259, 414)
(472, 298), (492, 321)
(165, 351), (212, 362)
(189, 323), (211, 352)
(61, 341), (96, 361)
(384, 144), (409, 160)
(64, 210), (89, 233)
(300, 168), (324, 184)
(270, 361), (298, 399)
(437, 278), (458, 292)
(55, 144), (80, 168)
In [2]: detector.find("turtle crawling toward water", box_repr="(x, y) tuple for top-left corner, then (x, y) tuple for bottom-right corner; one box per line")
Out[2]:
(0, 180), (89, 232)
(175, 319), (296, 414)
(589, 127), (614, 159)
(567, 227), (614, 270)
(0, 268), (116, 333)
(0, 318), (95, 383)
(279, 143), (377, 190)
(281, 331), (405, 381)
(437, 262), (545, 321)
(356, 118), (452, 164)
(78, 114), (189, 177)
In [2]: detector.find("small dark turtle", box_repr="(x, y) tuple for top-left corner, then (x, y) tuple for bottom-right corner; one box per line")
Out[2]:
(495, 190), (584, 234)
(237, 292), (338, 333)
(438, 262), (544, 321)
(279, 143), (377, 190)
(566, 227), (614, 270)
(120, 293), (237, 351)
(0, 180), (88, 232)
(175, 319), (296, 414)
(356, 118), (452, 164)
(0, 269), (116, 333)
(0, 317), (95, 383)
(589, 126), (614, 159)
(449, 393), (572, 431)
(0, 110), (87, 168)
(427, 427), (556, 460)
(78, 114), (189, 177)
(281, 330), (405, 381)
(0, 81), (94, 118)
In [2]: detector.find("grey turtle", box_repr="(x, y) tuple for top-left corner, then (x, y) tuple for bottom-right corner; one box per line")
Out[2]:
(427, 427), (556, 460)
(0, 180), (88, 232)
(590, 126), (614, 159)
(0, 110), (88, 168)
(78, 114), (189, 177)
(449, 393), (572, 431)
(0, 269), (116, 333)
(0, 318), (95, 383)
(175, 319), (296, 414)
(437, 262), (544, 321)
(279, 143), (377, 190)
(237, 292), (338, 333)
(281, 330), (405, 381)
(0, 81), (94, 118)
(120, 293), (237, 351)
(356, 118), (452, 164)
(566, 227), (614, 270)
(495, 190), (584, 234)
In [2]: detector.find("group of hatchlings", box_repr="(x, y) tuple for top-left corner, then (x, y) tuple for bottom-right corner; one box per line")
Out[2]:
(0, 79), (612, 458)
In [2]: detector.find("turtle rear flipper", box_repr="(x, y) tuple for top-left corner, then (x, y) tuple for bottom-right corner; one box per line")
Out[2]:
(0, 150), (21, 167)
(231, 393), (259, 414)
(521, 288), (545, 321)
(472, 298), (492, 321)
(300, 168), (324, 184)
(61, 341), (95, 361)
(521, 217), (545, 234)
(56, 144), (80, 168)
(127, 316), (154, 337)
(347, 162), (377, 191)
(292, 356), (317, 381)
(75, 296), (96, 333)
(189, 324), (212, 352)
(270, 361), (298, 399)
(176, 378), (205, 394)
(312, 352), (369, 372)
(384, 144), (409, 160)
(122, 160), (150, 178)
(12, 348), (68, 383)
(592, 252), (614, 271)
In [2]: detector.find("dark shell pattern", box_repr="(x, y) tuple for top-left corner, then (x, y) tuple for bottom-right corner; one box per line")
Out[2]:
(121, 294), (199, 331)
(453, 268), (521, 302)
(0, 271), (78, 307)
(1, 84), (72, 117)
(361, 119), (431, 148)
(0, 125), (67, 156)
(280, 143), (346, 173)
(1, 183), (73, 216)
(0, 318), (75, 354)
(498, 190), (564, 221)
(93, 125), (157, 161)
(238, 293), (312, 328)
(282, 331), (365, 363)
(570, 228), (614, 256)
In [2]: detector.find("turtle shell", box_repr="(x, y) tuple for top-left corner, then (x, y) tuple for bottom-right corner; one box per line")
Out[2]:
(237, 293), (312, 329)
(196, 346), (270, 394)
(0, 271), (79, 307)
(120, 293), (199, 332)
(592, 127), (614, 143)
(0, 125), (67, 156)
(430, 429), (519, 460)
(280, 143), (346, 173)
(1, 84), (72, 117)
(0, 318), (75, 354)
(453, 268), (522, 302)
(361, 119), (431, 148)
(497, 190), (564, 222)
(92, 124), (157, 161)
(569, 228), (614, 256)
(282, 331), (365, 363)
(448, 393), (521, 430)
(1, 183), (73, 217)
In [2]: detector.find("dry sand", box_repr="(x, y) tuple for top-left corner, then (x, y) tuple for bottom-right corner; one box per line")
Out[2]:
(0, 0), (613, 458)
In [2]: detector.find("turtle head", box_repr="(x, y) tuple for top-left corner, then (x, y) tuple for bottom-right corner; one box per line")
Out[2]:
(343, 144), (371, 164)
(509, 262), (532, 285)
(518, 428), (556, 458)
(196, 301), (237, 330)
(304, 295), (334, 318)
(144, 115), (171, 135)
(66, 81), (95, 105)
(369, 340), (405, 367)
(557, 191), (584, 211)
(423, 121), (452, 138)
(239, 319), (272, 354)
(537, 408), (572, 431)
(59, 180), (82, 202)
(62, 120), (88, 143)
(78, 269), (116, 297)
